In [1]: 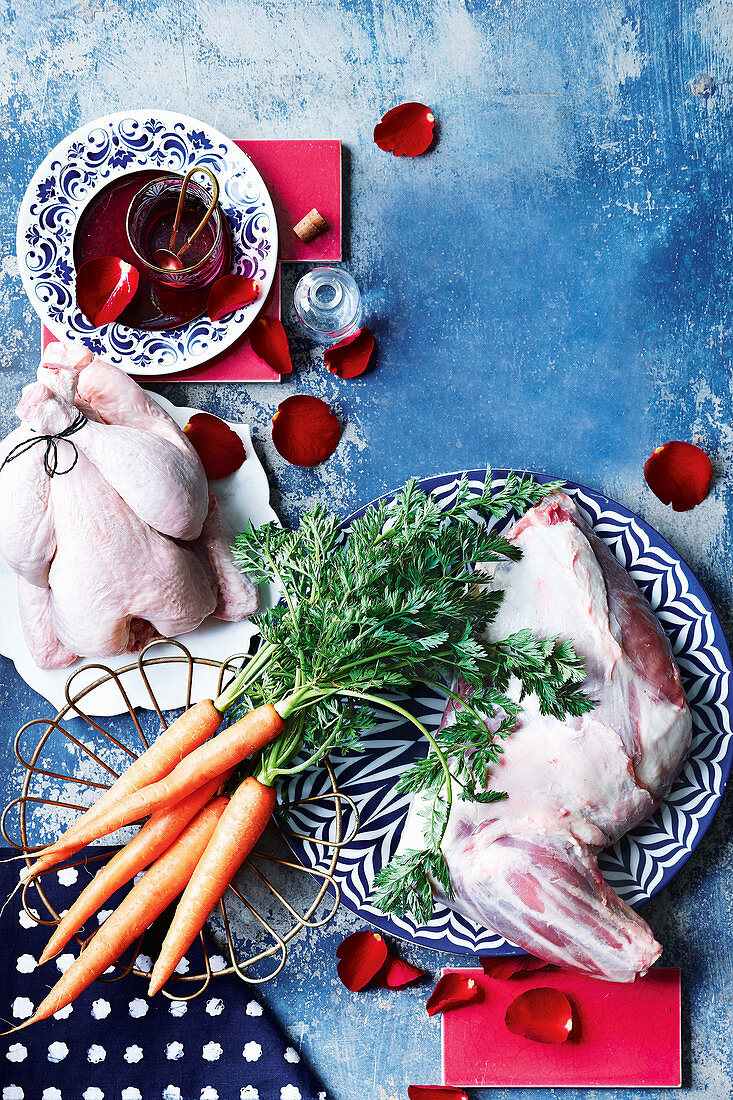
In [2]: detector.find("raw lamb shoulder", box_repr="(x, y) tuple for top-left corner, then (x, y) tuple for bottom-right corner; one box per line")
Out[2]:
(0, 342), (258, 669)
(399, 491), (692, 982)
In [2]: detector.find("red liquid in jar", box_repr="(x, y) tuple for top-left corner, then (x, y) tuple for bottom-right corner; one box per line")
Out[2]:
(145, 197), (218, 268)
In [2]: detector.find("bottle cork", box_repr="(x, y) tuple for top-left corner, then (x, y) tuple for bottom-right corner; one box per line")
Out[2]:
(293, 208), (329, 243)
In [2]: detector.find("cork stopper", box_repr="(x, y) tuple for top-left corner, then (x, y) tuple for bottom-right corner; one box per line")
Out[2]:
(293, 208), (329, 244)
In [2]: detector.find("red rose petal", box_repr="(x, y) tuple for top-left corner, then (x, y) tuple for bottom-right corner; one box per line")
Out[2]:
(408, 1088), (469, 1100)
(374, 102), (436, 157)
(644, 441), (713, 512)
(324, 327), (375, 379)
(183, 412), (246, 480)
(479, 955), (550, 980)
(249, 316), (292, 375)
(426, 972), (480, 1017)
(76, 256), (140, 327)
(336, 930), (388, 991)
(207, 275), (259, 322)
(505, 987), (574, 1044)
(378, 953), (428, 989)
(272, 394), (341, 467)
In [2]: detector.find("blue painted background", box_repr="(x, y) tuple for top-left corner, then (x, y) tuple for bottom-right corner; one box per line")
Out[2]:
(0, 0), (731, 1096)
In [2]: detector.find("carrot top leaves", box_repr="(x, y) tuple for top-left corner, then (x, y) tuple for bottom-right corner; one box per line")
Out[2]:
(227, 471), (593, 924)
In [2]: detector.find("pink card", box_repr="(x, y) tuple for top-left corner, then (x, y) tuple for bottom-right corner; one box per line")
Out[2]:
(41, 139), (342, 384)
(244, 139), (342, 262)
(442, 967), (681, 1089)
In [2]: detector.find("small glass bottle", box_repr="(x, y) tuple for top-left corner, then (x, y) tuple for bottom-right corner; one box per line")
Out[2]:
(293, 267), (362, 343)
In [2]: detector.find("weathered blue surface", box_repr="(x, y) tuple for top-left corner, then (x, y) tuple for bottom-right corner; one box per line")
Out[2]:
(1, 0), (732, 1096)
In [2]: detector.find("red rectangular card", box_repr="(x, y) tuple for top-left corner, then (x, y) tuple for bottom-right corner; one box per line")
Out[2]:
(244, 138), (342, 263)
(442, 967), (681, 1089)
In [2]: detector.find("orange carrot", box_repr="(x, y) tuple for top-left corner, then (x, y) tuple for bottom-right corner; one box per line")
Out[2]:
(34, 705), (284, 866)
(148, 777), (276, 996)
(25, 699), (221, 880)
(39, 770), (230, 964)
(20, 797), (228, 1028)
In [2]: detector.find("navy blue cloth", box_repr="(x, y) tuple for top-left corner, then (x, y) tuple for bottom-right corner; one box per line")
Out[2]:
(0, 850), (327, 1100)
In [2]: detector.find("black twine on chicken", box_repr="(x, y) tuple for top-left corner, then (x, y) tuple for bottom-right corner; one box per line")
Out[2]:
(0, 411), (87, 478)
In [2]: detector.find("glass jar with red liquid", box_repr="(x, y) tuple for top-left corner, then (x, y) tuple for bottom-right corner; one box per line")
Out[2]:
(126, 169), (229, 290)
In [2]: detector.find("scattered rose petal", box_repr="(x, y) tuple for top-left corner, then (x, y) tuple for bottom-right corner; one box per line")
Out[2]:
(644, 441), (713, 511)
(480, 955), (550, 980)
(76, 256), (139, 327)
(249, 316), (292, 375)
(325, 327), (375, 379)
(336, 930), (388, 991)
(505, 987), (574, 1044)
(183, 413), (246, 480)
(426, 973), (480, 1017)
(272, 394), (340, 467)
(408, 1089), (469, 1100)
(207, 275), (259, 322)
(378, 954), (428, 989)
(374, 102), (436, 157)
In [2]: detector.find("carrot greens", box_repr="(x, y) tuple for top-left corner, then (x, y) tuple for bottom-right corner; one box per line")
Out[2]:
(227, 472), (594, 924)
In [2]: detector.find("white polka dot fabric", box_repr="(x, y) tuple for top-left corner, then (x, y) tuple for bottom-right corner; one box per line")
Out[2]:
(1, 849), (327, 1099)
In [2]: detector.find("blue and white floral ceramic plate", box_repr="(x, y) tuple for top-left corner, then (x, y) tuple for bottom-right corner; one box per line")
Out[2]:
(282, 471), (733, 956)
(17, 110), (278, 376)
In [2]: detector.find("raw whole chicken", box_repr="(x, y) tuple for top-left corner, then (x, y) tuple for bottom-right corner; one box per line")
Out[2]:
(400, 491), (692, 982)
(0, 342), (258, 669)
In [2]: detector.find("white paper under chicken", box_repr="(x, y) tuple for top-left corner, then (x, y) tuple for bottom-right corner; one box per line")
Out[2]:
(399, 492), (692, 981)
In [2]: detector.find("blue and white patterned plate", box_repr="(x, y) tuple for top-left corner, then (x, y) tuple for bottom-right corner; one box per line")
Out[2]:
(282, 471), (733, 955)
(16, 110), (278, 376)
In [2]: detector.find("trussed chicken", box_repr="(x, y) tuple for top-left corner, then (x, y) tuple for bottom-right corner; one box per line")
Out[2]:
(0, 343), (258, 668)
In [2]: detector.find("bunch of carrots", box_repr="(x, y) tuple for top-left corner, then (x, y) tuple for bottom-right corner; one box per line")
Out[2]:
(10, 691), (290, 1031)
(8, 474), (589, 1033)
